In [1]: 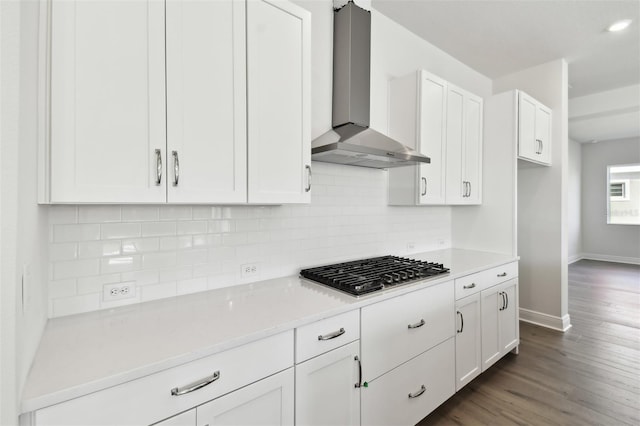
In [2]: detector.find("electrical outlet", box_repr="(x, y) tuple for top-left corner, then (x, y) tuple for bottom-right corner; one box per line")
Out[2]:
(103, 282), (136, 302)
(407, 242), (415, 252)
(241, 263), (259, 278)
(437, 238), (446, 247)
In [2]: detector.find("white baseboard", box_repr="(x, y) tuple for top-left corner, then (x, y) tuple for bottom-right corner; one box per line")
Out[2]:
(519, 308), (572, 332)
(568, 253), (583, 264)
(581, 253), (640, 265)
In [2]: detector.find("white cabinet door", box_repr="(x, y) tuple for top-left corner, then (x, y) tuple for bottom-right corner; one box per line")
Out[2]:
(418, 73), (448, 205)
(445, 86), (465, 204)
(462, 93), (483, 204)
(166, 0), (247, 204)
(517, 93), (537, 161)
(153, 409), (196, 426)
(446, 85), (483, 205)
(247, 0), (311, 204)
(481, 279), (519, 371)
(535, 104), (552, 165)
(499, 279), (519, 353)
(455, 293), (481, 391)
(361, 338), (455, 426)
(388, 71), (447, 205)
(50, 0), (166, 203)
(295, 341), (360, 426)
(518, 91), (552, 166)
(197, 368), (294, 426)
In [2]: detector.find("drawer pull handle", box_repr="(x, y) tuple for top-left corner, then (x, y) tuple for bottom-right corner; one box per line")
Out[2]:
(408, 385), (426, 399)
(407, 319), (425, 329)
(318, 327), (345, 341)
(171, 371), (220, 396)
(497, 272), (507, 277)
(457, 311), (464, 333)
(463, 283), (476, 289)
(354, 355), (362, 388)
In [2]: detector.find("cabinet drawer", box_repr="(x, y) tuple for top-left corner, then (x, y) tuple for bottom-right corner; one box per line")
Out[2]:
(296, 310), (359, 363)
(455, 261), (518, 299)
(34, 331), (293, 426)
(361, 338), (455, 426)
(361, 281), (454, 380)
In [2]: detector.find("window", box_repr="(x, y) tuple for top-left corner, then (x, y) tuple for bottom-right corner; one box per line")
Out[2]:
(607, 164), (640, 225)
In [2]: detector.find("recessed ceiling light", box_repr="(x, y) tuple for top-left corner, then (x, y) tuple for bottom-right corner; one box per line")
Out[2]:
(607, 19), (632, 32)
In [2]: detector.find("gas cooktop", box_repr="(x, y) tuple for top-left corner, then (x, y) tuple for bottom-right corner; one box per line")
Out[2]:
(300, 255), (449, 296)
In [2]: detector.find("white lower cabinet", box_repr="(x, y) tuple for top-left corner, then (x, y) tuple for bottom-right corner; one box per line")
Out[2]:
(153, 409), (196, 426)
(32, 332), (293, 426)
(361, 338), (455, 426)
(454, 293), (481, 391)
(481, 278), (519, 371)
(295, 341), (360, 426)
(197, 368), (294, 426)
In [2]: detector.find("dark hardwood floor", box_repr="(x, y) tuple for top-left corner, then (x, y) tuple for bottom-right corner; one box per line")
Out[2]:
(417, 259), (640, 426)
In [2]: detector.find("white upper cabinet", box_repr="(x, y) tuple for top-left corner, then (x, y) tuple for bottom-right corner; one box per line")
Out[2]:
(50, 0), (167, 203)
(445, 84), (483, 205)
(388, 71), (447, 205)
(247, 0), (311, 204)
(44, 0), (310, 205)
(166, 0), (247, 204)
(388, 71), (482, 206)
(518, 91), (552, 166)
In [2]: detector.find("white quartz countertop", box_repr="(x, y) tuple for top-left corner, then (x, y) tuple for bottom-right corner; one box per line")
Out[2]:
(21, 248), (517, 413)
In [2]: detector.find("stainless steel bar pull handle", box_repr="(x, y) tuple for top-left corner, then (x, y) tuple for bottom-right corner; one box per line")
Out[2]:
(421, 177), (427, 196)
(354, 355), (362, 388)
(505, 292), (509, 309)
(407, 319), (425, 329)
(171, 371), (220, 396)
(457, 311), (464, 333)
(536, 139), (542, 154)
(155, 149), (162, 185)
(408, 385), (426, 399)
(305, 165), (312, 192)
(318, 327), (345, 341)
(463, 283), (476, 289)
(172, 151), (179, 186)
(467, 181), (471, 197)
(497, 272), (507, 277)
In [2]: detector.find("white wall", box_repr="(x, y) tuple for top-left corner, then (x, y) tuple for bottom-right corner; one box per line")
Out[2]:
(45, 0), (492, 318)
(494, 59), (571, 331)
(568, 138), (582, 263)
(581, 137), (640, 263)
(1, 1), (49, 424)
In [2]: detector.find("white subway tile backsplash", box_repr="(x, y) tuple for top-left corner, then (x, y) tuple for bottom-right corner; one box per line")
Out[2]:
(47, 163), (452, 318)
(141, 221), (177, 237)
(159, 206), (192, 221)
(77, 274), (121, 295)
(101, 223), (141, 240)
(122, 238), (160, 254)
(121, 206), (160, 222)
(142, 252), (177, 269)
(49, 206), (78, 224)
(177, 221), (207, 235)
(100, 255), (142, 274)
(50, 243), (78, 261)
(54, 259), (99, 280)
(78, 241), (121, 258)
(49, 279), (77, 299)
(78, 206), (121, 223)
(54, 224), (101, 243)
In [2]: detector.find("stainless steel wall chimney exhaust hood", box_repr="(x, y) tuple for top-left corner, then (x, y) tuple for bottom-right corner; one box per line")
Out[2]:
(311, 1), (430, 169)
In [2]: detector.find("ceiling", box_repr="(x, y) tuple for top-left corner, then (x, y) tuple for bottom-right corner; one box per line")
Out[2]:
(372, 0), (640, 143)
